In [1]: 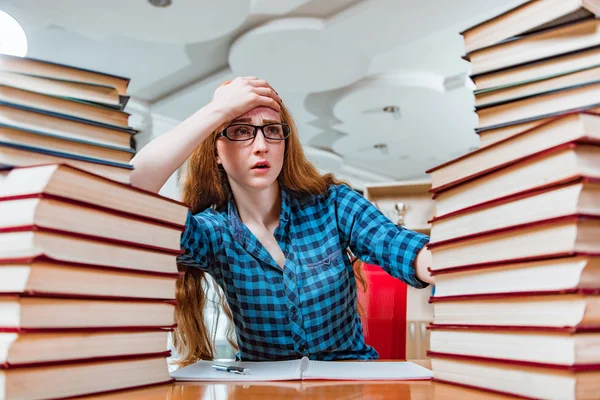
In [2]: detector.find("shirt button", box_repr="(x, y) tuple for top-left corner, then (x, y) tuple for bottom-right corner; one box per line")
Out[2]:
(298, 346), (306, 353)
(290, 305), (297, 314)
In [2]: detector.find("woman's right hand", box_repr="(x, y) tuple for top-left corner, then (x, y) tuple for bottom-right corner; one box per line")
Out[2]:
(210, 76), (282, 122)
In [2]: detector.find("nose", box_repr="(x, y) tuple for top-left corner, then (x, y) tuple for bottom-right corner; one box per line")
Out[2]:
(252, 128), (268, 154)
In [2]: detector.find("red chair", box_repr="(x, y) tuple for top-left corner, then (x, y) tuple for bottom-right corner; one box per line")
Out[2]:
(357, 263), (408, 360)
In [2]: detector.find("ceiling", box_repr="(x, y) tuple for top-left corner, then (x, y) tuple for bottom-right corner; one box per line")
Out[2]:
(0, 0), (527, 188)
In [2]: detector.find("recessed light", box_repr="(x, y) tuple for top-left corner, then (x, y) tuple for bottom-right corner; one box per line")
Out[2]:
(382, 105), (401, 120)
(148, 0), (172, 7)
(373, 143), (388, 155)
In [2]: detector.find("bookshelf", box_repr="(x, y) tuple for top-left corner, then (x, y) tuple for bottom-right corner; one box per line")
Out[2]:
(364, 179), (434, 360)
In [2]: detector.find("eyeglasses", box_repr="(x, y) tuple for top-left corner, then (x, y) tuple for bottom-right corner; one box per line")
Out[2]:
(218, 123), (291, 142)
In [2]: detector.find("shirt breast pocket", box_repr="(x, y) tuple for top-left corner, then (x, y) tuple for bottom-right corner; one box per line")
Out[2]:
(298, 248), (349, 296)
(304, 248), (343, 269)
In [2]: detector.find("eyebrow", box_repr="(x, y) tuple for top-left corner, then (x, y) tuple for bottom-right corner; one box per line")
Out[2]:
(231, 118), (281, 124)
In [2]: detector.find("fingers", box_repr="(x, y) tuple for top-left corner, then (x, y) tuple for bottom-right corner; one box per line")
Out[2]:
(246, 79), (278, 94)
(255, 95), (281, 113)
(253, 86), (282, 104)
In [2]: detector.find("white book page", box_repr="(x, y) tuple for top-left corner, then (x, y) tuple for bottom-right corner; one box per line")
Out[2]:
(302, 361), (433, 380)
(171, 359), (303, 381)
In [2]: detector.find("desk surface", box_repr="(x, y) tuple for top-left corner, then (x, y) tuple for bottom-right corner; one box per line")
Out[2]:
(81, 360), (514, 400)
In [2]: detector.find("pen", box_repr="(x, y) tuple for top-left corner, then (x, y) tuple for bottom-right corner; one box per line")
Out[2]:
(211, 364), (250, 375)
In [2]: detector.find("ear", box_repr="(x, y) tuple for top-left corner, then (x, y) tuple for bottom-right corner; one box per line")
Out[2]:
(215, 152), (222, 165)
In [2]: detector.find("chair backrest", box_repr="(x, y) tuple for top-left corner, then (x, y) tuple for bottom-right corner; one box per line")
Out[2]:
(357, 263), (408, 360)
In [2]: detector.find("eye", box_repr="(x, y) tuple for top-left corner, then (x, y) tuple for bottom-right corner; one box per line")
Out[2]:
(226, 125), (254, 139)
(266, 125), (283, 137)
(235, 126), (251, 135)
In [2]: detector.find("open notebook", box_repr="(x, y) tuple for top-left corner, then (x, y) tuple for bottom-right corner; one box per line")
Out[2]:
(170, 357), (433, 381)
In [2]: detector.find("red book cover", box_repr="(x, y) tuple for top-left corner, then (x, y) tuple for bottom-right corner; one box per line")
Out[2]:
(0, 352), (175, 400)
(0, 225), (183, 255)
(3, 163), (187, 209)
(0, 291), (178, 304)
(0, 192), (187, 230)
(428, 323), (600, 333)
(428, 351), (600, 372)
(428, 138), (600, 194)
(429, 287), (600, 302)
(429, 176), (600, 223)
(0, 326), (176, 334)
(0, 254), (182, 278)
(427, 214), (600, 249)
(428, 252), (600, 276)
(1, 351), (172, 370)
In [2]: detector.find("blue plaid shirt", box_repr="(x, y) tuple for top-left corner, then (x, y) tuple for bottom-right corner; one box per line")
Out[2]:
(177, 184), (429, 361)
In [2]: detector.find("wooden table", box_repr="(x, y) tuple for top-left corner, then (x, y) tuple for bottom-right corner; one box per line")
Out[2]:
(80, 360), (515, 400)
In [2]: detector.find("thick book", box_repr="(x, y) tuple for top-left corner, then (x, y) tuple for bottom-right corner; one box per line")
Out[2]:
(0, 354), (171, 400)
(0, 293), (175, 329)
(0, 70), (124, 109)
(0, 143), (132, 184)
(476, 81), (600, 131)
(428, 112), (600, 193)
(0, 164), (188, 227)
(468, 18), (600, 76)
(473, 46), (600, 93)
(0, 84), (130, 128)
(431, 254), (600, 298)
(1, 330), (171, 368)
(0, 54), (129, 96)
(478, 107), (600, 148)
(0, 229), (178, 275)
(427, 214), (600, 271)
(429, 325), (600, 366)
(429, 352), (600, 400)
(430, 178), (600, 243)
(429, 289), (600, 329)
(461, 0), (600, 55)
(475, 65), (600, 108)
(433, 143), (600, 217)
(0, 256), (179, 299)
(0, 102), (134, 150)
(171, 358), (433, 382)
(0, 196), (184, 254)
(0, 125), (135, 164)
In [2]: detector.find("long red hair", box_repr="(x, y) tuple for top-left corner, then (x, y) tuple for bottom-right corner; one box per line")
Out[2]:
(173, 101), (366, 366)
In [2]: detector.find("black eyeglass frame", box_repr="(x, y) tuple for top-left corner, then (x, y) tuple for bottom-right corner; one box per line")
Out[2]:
(217, 123), (291, 141)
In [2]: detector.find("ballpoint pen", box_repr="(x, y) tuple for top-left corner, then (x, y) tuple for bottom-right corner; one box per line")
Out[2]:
(211, 364), (250, 375)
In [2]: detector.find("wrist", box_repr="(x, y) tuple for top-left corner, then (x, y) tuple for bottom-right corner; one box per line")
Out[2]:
(415, 246), (434, 285)
(202, 101), (232, 126)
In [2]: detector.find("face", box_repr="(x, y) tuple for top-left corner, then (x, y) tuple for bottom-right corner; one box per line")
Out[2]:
(216, 107), (286, 191)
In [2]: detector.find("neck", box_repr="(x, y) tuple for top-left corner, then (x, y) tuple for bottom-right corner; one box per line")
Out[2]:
(230, 181), (282, 230)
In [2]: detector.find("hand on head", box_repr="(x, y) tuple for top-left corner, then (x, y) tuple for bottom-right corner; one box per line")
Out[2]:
(212, 76), (281, 121)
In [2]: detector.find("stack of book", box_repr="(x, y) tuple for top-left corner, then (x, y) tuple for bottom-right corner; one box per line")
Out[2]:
(0, 56), (189, 399)
(0, 54), (137, 183)
(425, 1), (600, 399)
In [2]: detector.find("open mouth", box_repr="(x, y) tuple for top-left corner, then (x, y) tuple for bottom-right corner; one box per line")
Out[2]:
(252, 162), (271, 170)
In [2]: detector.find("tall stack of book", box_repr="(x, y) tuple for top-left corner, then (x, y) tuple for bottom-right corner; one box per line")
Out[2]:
(0, 56), (189, 399)
(425, 1), (600, 399)
(0, 54), (136, 183)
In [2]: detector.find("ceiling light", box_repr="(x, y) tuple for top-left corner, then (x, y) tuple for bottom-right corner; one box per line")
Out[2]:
(148, 0), (172, 7)
(373, 143), (388, 155)
(0, 10), (27, 57)
(382, 105), (401, 120)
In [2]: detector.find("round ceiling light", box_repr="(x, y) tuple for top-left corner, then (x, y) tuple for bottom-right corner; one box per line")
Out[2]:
(148, 0), (172, 7)
(0, 10), (27, 57)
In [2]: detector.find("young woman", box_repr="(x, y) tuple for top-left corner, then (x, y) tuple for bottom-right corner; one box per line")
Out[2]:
(130, 76), (434, 365)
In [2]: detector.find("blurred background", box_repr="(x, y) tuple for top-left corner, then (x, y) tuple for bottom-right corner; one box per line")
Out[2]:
(0, 0), (527, 198)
